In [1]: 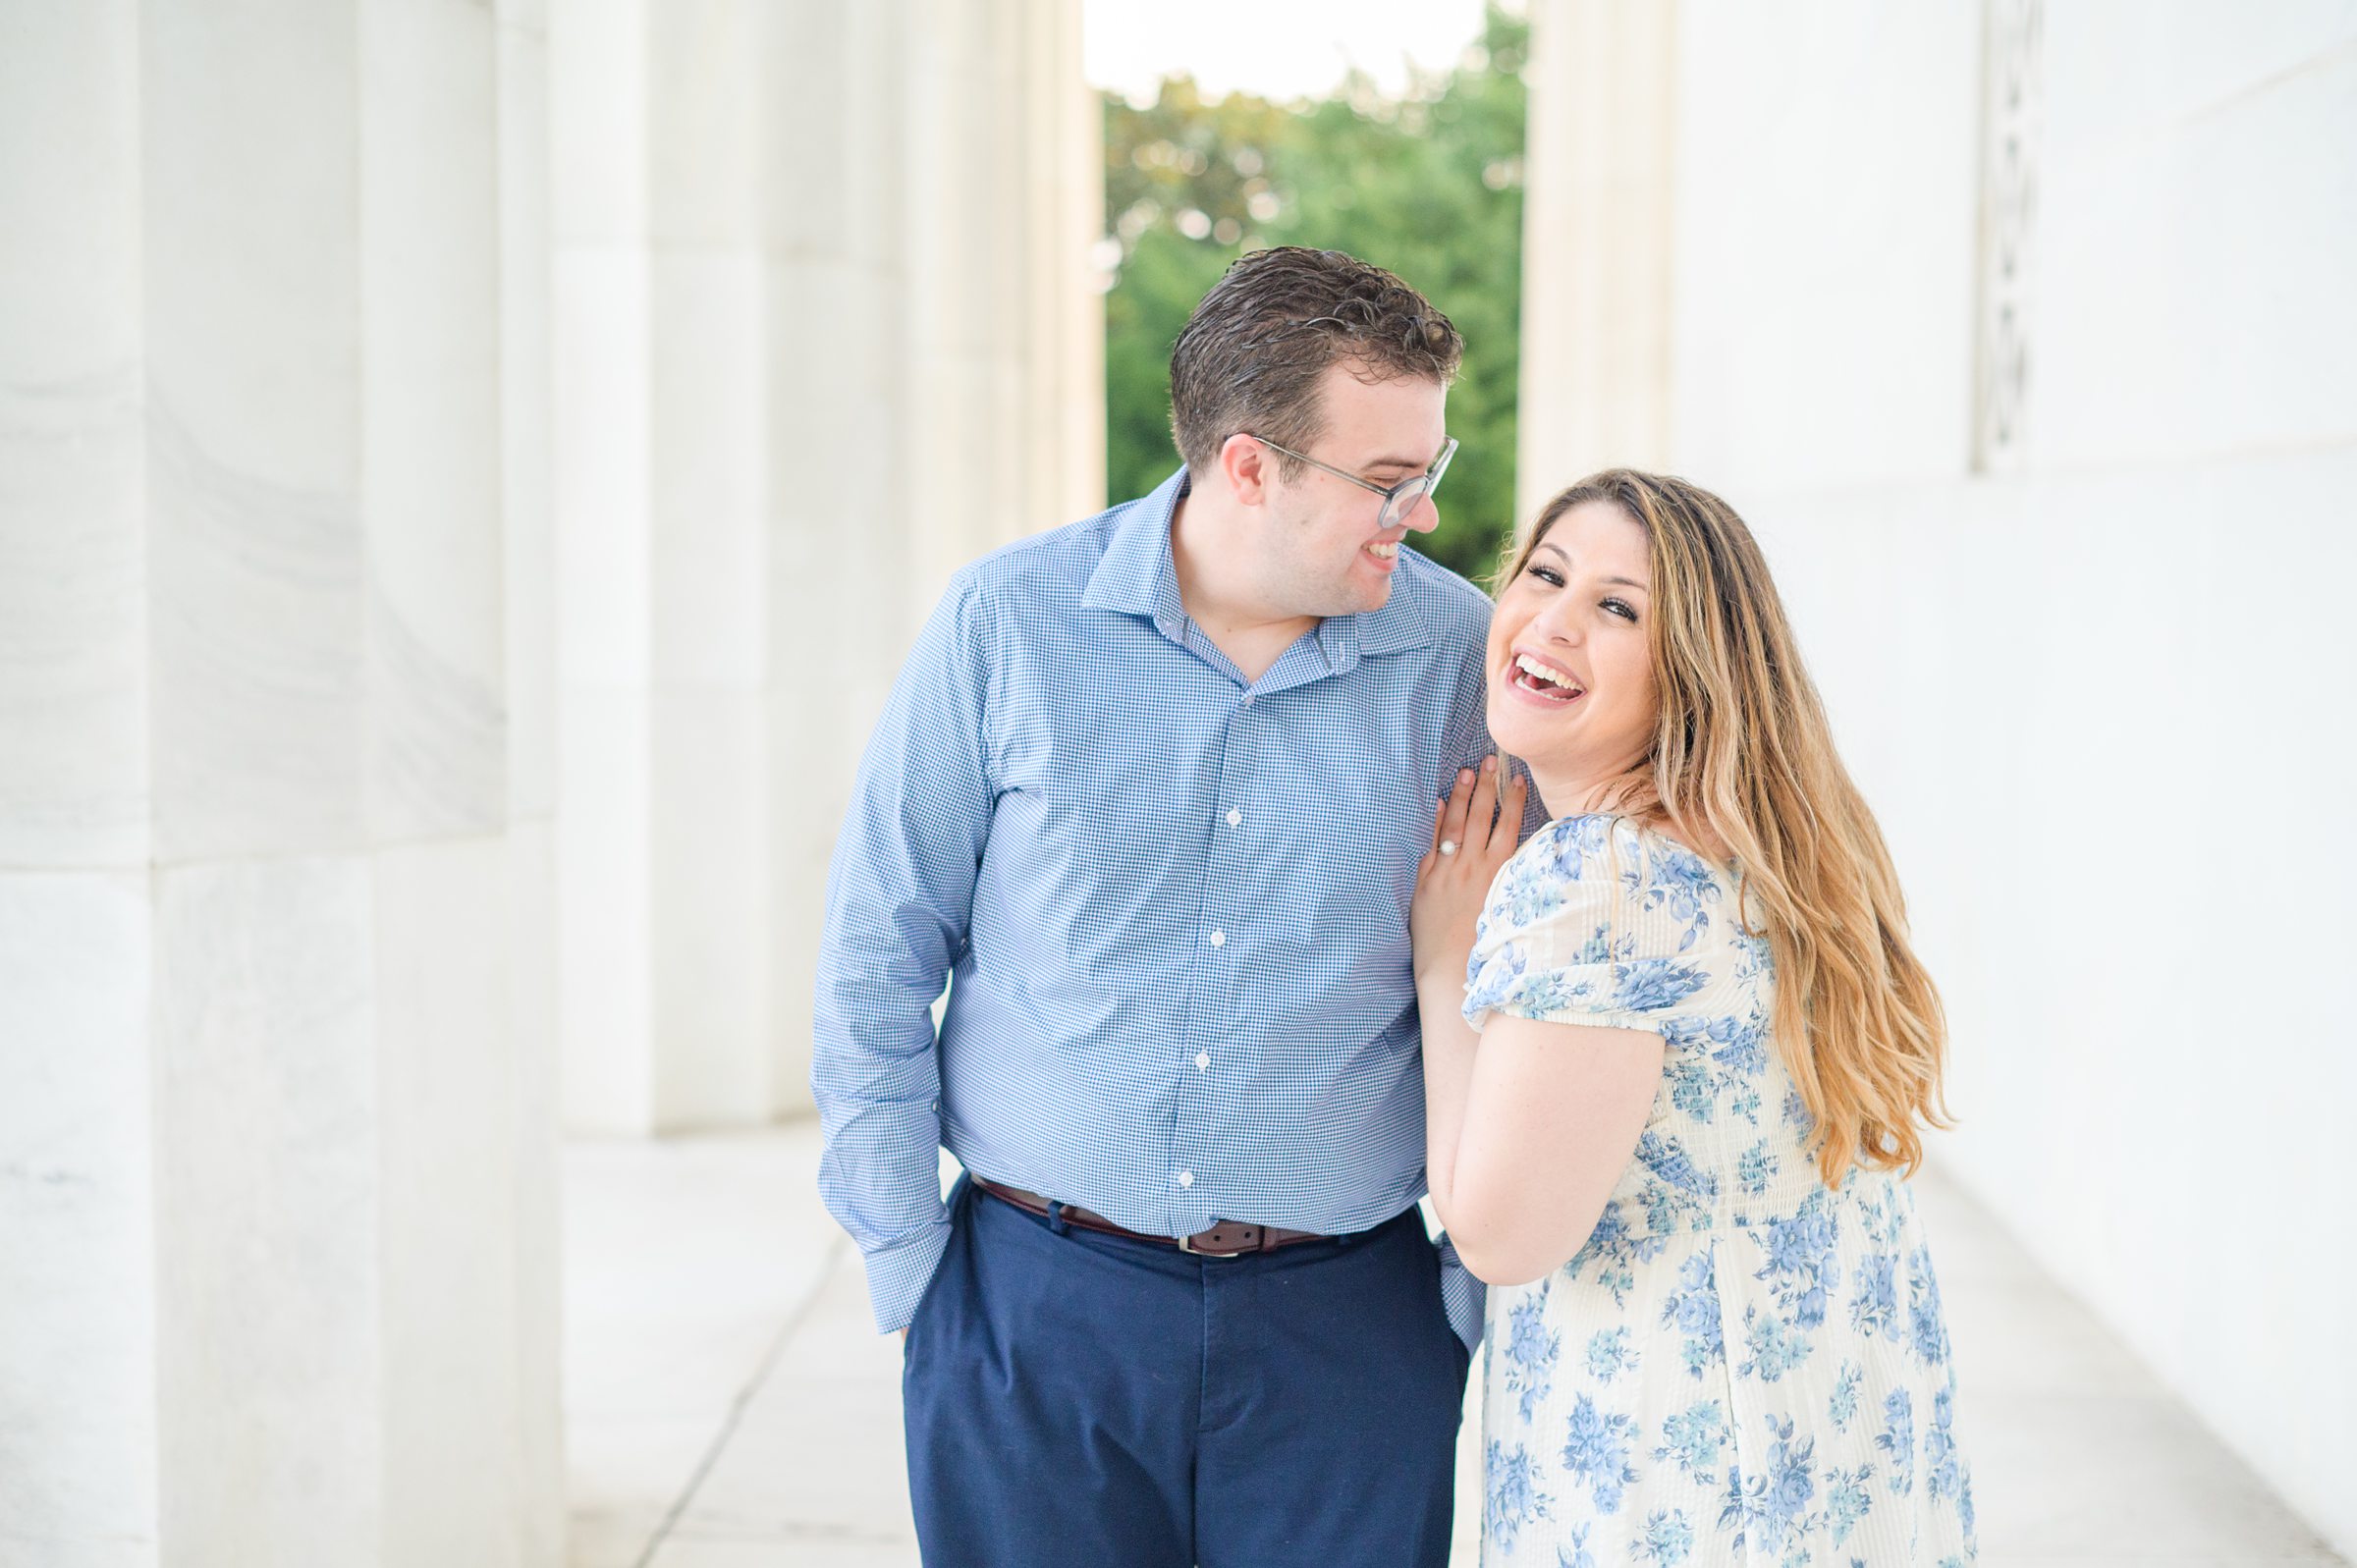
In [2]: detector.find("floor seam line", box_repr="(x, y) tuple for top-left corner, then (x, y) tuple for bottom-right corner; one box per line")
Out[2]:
(630, 1229), (854, 1568)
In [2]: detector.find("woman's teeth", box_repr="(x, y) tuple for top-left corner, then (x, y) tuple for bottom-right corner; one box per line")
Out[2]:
(1512, 652), (1583, 697)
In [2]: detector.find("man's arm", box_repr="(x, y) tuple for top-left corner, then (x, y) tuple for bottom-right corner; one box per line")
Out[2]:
(1422, 619), (1541, 1349)
(811, 572), (996, 1334)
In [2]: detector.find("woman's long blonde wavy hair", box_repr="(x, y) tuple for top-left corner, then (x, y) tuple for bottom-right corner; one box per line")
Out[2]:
(1498, 470), (1951, 1185)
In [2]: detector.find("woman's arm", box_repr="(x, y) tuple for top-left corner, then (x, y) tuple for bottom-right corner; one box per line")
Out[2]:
(1410, 768), (1669, 1286)
(1414, 940), (1484, 1221)
(1409, 759), (1523, 1220)
(1444, 1014), (1663, 1286)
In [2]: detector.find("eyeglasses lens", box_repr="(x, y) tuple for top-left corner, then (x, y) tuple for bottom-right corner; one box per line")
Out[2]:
(1380, 478), (1432, 531)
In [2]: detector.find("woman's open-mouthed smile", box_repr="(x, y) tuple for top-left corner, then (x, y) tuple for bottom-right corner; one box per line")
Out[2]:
(1483, 499), (1658, 806)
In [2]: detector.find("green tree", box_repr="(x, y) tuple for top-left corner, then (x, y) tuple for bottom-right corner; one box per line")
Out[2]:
(1101, 6), (1528, 581)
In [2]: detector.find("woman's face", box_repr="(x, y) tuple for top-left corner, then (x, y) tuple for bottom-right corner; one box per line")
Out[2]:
(1485, 500), (1659, 796)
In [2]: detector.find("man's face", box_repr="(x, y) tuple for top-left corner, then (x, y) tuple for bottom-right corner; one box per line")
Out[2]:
(1255, 364), (1449, 618)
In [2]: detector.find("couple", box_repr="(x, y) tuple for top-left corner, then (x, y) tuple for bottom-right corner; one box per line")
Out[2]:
(812, 246), (1975, 1566)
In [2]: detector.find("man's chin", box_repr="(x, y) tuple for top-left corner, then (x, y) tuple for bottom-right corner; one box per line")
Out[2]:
(1332, 572), (1395, 616)
(1281, 570), (1394, 621)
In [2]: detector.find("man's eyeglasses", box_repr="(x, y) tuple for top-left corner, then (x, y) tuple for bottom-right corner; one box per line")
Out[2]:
(1244, 435), (1459, 532)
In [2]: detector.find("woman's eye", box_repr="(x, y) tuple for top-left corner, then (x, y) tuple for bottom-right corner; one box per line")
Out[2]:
(1602, 597), (1639, 622)
(1526, 564), (1565, 587)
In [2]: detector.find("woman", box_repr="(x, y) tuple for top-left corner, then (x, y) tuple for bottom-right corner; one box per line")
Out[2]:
(1411, 471), (1975, 1565)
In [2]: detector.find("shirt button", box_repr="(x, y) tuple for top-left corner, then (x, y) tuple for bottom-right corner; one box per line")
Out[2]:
(1194, 1052), (1210, 1071)
(1177, 1169), (1194, 1188)
(1208, 930), (1226, 947)
(1225, 808), (1241, 827)
(1242, 693), (1255, 707)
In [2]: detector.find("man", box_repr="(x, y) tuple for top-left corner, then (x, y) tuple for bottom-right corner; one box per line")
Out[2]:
(813, 246), (1514, 1566)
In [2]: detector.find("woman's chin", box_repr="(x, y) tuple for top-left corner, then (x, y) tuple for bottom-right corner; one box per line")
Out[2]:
(1485, 700), (1567, 766)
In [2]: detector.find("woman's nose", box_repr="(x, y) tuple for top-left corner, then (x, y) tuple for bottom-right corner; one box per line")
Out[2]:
(1530, 600), (1583, 642)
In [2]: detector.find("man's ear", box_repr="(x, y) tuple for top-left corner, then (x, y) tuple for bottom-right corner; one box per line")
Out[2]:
(1219, 433), (1271, 508)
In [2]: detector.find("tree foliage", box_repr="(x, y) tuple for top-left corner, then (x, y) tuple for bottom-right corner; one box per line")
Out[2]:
(1101, 6), (1528, 580)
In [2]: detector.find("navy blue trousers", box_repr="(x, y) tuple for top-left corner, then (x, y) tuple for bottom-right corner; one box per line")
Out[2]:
(903, 1175), (1470, 1568)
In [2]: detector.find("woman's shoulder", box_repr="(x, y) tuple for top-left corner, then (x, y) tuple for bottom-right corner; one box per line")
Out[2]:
(1482, 813), (1632, 934)
(1482, 812), (1748, 962)
(1467, 813), (1752, 1031)
(1503, 812), (1730, 893)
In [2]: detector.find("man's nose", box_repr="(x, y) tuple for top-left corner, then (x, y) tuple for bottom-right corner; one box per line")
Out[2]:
(1400, 493), (1440, 534)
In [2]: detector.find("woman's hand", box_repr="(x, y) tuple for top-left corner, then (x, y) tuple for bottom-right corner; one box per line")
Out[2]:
(1410, 756), (1527, 988)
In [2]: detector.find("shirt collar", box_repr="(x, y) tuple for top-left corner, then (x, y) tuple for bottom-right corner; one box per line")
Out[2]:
(1081, 464), (1437, 661)
(1081, 467), (1191, 635)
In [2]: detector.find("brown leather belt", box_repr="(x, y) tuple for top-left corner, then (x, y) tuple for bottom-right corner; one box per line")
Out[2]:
(970, 1175), (1332, 1258)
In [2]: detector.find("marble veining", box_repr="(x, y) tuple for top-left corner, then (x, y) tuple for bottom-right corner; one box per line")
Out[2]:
(0, 366), (148, 869)
(147, 394), (366, 863)
(367, 571), (509, 841)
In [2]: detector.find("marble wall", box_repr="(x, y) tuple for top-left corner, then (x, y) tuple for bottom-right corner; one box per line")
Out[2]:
(1, 1), (563, 1563)
(1519, 0), (2357, 1553)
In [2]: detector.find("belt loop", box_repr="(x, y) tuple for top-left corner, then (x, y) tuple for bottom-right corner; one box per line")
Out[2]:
(1046, 1199), (1071, 1237)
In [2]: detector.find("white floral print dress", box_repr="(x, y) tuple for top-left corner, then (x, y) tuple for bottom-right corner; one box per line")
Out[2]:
(1463, 814), (1975, 1567)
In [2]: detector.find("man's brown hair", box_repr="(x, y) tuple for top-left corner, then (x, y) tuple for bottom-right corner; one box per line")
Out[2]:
(1167, 246), (1463, 480)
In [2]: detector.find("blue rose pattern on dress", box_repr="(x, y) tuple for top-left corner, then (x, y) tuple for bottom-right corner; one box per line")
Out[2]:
(1506, 1284), (1564, 1422)
(1587, 1326), (1641, 1383)
(1878, 1388), (1917, 1496)
(1487, 1438), (1553, 1553)
(1829, 1361), (1864, 1433)
(1468, 815), (1974, 1563)
(1634, 1507), (1696, 1565)
(1653, 1400), (1729, 1486)
(1561, 1393), (1642, 1513)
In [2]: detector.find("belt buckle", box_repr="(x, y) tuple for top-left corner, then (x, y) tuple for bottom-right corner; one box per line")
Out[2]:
(1178, 1223), (1253, 1259)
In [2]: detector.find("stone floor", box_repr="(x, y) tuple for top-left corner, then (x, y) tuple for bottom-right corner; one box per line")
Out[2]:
(563, 1125), (2344, 1567)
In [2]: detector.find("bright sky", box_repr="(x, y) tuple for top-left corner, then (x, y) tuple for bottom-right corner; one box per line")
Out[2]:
(1082, 0), (1499, 104)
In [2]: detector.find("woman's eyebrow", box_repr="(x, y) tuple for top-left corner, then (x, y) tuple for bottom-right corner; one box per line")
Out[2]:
(1533, 542), (1650, 592)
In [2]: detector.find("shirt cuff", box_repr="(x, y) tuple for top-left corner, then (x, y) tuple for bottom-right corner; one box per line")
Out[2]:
(1436, 1235), (1486, 1352)
(857, 1219), (956, 1335)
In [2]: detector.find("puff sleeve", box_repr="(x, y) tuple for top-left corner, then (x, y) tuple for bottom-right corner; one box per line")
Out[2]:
(1461, 813), (1730, 1034)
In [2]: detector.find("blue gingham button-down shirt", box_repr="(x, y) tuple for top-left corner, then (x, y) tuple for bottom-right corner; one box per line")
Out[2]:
(811, 468), (1502, 1348)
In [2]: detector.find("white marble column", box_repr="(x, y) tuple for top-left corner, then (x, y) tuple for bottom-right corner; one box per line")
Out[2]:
(760, 0), (1103, 1117)
(558, 0), (1103, 1128)
(1515, 0), (1681, 515)
(0, 2), (563, 1563)
(0, 5), (152, 1552)
(902, 0), (1104, 618)
(498, 1), (568, 1558)
(552, 0), (774, 1134)
(758, 0), (898, 1122)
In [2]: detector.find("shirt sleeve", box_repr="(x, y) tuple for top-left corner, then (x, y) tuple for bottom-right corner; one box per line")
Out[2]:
(1436, 1235), (1487, 1352)
(811, 571), (997, 1333)
(1463, 815), (1720, 1035)
(1438, 627), (1549, 838)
